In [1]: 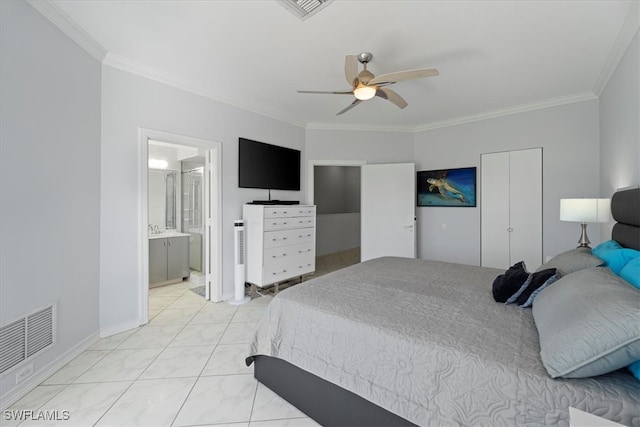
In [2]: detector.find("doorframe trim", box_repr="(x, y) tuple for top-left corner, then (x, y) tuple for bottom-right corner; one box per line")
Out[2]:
(138, 128), (223, 325)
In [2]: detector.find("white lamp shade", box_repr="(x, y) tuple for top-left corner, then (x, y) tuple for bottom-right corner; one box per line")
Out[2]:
(354, 85), (377, 100)
(560, 198), (611, 223)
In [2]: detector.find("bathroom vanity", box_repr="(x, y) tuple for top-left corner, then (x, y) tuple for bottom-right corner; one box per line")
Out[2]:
(149, 232), (190, 287)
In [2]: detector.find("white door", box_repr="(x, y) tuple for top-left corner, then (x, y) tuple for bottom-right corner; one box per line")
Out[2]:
(481, 152), (510, 269)
(361, 163), (416, 262)
(204, 151), (212, 300)
(481, 148), (542, 270)
(205, 148), (223, 302)
(509, 148), (542, 269)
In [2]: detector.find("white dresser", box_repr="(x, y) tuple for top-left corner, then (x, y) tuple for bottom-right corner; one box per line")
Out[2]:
(243, 204), (316, 288)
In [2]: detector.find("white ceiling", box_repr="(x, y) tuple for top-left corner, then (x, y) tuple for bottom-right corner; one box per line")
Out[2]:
(50, 0), (635, 130)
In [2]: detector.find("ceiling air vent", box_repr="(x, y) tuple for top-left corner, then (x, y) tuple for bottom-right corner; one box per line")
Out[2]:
(276, 0), (333, 21)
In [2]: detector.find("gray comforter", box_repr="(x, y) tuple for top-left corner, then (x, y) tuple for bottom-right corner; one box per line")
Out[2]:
(248, 257), (640, 426)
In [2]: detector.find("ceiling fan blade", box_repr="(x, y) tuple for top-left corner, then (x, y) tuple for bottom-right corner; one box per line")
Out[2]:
(336, 99), (362, 115)
(298, 90), (354, 95)
(376, 87), (408, 109)
(368, 68), (439, 86)
(345, 55), (358, 86)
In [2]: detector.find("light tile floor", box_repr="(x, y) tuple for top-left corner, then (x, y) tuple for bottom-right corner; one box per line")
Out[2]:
(314, 247), (360, 278)
(5, 249), (360, 427)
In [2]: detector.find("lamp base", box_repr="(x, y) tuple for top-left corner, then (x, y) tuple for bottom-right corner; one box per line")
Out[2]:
(576, 223), (591, 248)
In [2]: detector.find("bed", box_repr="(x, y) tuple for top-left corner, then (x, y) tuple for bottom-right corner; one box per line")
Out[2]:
(247, 187), (640, 427)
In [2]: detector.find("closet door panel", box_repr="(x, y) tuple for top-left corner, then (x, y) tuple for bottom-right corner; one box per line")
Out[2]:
(481, 152), (510, 269)
(509, 149), (542, 269)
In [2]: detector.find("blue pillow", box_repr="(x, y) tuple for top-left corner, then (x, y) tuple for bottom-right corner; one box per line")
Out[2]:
(598, 248), (640, 275)
(620, 256), (640, 290)
(629, 360), (640, 381)
(592, 240), (622, 258)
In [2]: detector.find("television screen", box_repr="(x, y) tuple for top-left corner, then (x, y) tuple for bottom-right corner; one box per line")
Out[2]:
(238, 138), (301, 191)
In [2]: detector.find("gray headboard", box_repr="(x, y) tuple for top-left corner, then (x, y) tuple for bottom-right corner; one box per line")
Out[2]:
(611, 187), (640, 250)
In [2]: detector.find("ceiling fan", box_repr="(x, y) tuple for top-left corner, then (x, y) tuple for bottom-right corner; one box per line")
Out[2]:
(298, 52), (439, 115)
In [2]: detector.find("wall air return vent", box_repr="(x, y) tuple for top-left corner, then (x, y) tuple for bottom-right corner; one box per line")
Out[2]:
(0, 304), (56, 375)
(276, 0), (333, 21)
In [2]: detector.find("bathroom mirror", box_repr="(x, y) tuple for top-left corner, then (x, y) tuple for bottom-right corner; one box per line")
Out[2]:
(149, 169), (177, 230)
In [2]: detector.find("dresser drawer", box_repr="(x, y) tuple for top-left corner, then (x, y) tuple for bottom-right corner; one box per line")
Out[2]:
(264, 228), (315, 249)
(264, 243), (314, 266)
(264, 206), (316, 219)
(263, 250), (315, 284)
(264, 216), (315, 232)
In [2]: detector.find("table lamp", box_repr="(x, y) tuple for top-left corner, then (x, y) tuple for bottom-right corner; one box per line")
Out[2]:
(560, 198), (611, 248)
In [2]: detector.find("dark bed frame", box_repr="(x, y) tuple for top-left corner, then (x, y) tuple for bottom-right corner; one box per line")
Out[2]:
(254, 355), (417, 427)
(253, 187), (640, 427)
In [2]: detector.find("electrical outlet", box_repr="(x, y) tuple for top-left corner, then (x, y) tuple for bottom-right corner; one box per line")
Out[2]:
(15, 364), (33, 384)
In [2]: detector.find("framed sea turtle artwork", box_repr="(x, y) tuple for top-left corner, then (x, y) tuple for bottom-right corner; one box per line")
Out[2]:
(417, 167), (476, 207)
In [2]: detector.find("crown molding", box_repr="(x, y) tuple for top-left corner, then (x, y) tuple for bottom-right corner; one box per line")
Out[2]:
(25, 0), (614, 135)
(304, 122), (415, 133)
(102, 53), (307, 129)
(27, 0), (106, 62)
(306, 92), (598, 133)
(593, 1), (640, 96)
(27, 0), (620, 133)
(413, 92), (598, 132)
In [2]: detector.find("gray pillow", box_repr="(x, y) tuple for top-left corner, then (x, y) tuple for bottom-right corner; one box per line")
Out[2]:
(532, 267), (640, 378)
(535, 247), (603, 276)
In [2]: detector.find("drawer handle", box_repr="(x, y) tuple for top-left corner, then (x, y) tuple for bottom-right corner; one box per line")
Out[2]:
(272, 270), (287, 275)
(298, 264), (311, 268)
(298, 249), (311, 253)
(272, 237), (287, 241)
(272, 253), (287, 258)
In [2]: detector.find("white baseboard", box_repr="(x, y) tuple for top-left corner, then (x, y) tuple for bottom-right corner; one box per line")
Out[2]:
(100, 318), (141, 338)
(0, 331), (100, 411)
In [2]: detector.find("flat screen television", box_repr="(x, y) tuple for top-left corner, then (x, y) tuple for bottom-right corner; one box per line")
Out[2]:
(238, 138), (301, 191)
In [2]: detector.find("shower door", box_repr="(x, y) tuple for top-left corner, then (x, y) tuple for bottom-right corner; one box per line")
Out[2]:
(182, 168), (204, 272)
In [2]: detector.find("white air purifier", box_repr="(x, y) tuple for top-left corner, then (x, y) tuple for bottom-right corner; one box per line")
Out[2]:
(229, 219), (250, 305)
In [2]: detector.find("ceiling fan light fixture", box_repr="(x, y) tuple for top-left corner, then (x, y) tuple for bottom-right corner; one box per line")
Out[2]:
(354, 85), (376, 100)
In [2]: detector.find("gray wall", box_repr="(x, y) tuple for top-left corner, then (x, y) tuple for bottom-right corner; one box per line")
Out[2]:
(599, 31), (640, 240)
(100, 66), (305, 332)
(305, 129), (415, 164)
(305, 103), (601, 267)
(314, 166), (360, 214)
(305, 130), (414, 256)
(0, 1), (101, 400)
(414, 100), (601, 266)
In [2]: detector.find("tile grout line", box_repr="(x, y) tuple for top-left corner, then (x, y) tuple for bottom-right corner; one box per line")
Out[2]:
(92, 283), (201, 426)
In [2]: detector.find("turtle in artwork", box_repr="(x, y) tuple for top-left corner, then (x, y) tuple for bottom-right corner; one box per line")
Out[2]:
(426, 177), (467, 203)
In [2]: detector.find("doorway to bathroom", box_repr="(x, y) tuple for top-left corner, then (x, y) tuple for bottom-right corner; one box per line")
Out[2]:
(139, 128), (222, 325)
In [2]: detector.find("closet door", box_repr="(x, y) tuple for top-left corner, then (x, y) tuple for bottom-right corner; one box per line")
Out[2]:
(481, 148), (542, 270)
(509, 149), (542, 269)
(481, 152), (510, 269)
